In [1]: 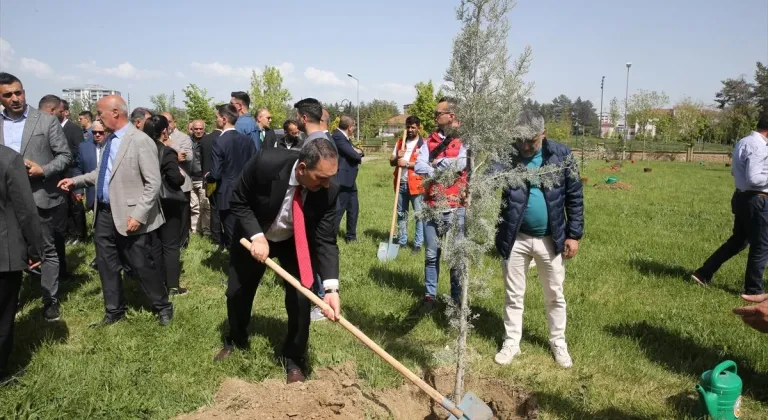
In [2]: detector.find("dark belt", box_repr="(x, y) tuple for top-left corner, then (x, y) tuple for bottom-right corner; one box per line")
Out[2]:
(97, 202), (112, 212)
(736, 189), (768, 199)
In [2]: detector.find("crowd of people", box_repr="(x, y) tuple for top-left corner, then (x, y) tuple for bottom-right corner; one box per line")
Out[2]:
(2, 66), (766, 386)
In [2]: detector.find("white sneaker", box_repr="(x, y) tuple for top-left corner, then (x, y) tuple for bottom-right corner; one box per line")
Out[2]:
(310, 306), (326, 322)
(494, 339), (520, 365)
(550, 340), (572, 368)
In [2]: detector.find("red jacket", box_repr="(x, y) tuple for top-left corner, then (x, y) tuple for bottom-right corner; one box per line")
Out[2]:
(424, 131), (467, 208)
(392, 137), (425, 195)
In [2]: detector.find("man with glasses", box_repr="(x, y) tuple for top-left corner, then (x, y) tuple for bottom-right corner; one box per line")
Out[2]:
(492, 110), (583, 369)
(414, 97), (468, 314)
(73, 120), (109, 269)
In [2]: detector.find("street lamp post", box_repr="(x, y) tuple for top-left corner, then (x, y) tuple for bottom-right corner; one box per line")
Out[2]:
(347, 73), (360, 140)
(599, 76), (605, 138)
(623, 62), (632, 161)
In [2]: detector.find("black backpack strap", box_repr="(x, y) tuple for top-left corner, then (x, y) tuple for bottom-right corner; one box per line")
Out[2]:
(429, 136), (454, 161)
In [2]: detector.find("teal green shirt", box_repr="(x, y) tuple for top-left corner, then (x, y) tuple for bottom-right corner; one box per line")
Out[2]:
(520, 149), (550, 237)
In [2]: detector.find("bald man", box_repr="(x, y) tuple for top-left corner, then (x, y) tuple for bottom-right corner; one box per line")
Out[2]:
(161, 112), (193, 247)
(58, 96), (173, 327)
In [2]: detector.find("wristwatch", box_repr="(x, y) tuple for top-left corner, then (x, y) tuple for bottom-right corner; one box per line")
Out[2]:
(324, 288), (339, 294)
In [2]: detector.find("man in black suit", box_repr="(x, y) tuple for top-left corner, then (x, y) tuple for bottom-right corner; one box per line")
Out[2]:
(332, 116), (363, 242)
(214, 99), (342, 384)
(200, 126), (222, 246)
(0, 145), (44, 380)
(60, 100), (87, 245)
(207, 104), (256, 248)
(256, 108), (278, 148)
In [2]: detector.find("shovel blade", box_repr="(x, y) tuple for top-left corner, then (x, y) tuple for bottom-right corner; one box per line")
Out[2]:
(447, 392), (493, 420)
(377, 242), (399, 261)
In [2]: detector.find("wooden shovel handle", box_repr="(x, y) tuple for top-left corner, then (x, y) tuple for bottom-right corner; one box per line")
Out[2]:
(388, 130), (408, 242)
(238, 238), (465, 418)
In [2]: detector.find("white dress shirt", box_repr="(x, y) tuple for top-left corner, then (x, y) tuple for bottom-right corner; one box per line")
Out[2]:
(732, 131), (768, 192)
(252, 160), (339, 289)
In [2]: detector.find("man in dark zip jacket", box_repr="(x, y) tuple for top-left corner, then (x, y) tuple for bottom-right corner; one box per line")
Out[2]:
(493, 110), (583, 369)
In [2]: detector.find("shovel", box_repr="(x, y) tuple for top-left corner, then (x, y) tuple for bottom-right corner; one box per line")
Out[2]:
(239, 238), (493, 420)
(377, 129), (408, 261)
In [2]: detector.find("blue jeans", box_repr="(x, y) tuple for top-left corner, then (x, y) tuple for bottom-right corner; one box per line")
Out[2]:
(424, 207), (465, 302)
(397, 182), (424, 247)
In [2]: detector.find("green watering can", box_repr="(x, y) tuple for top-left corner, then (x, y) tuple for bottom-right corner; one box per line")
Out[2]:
(696, 360), (743, 419)
(604, 176), (619, 184)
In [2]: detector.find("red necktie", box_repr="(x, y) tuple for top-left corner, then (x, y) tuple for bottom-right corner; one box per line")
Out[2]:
(292, 186), (314, 288)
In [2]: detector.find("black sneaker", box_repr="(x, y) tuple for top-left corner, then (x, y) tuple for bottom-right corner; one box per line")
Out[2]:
(158, 309), (174, 326)
(419, 297), (437, 315)
(691, 271), (711, 287)
(169, 287), (188, 297)
(89, 315), (125, 328)
(411, 246), (422, 256)
(44, 303), (60, 322)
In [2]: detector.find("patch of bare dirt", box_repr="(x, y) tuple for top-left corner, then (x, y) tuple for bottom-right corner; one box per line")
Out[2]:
(598, 163), (622, 173)
(177, 363), (537, 420)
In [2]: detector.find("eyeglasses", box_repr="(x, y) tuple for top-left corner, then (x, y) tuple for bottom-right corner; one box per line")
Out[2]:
(93, 130), (105, 135)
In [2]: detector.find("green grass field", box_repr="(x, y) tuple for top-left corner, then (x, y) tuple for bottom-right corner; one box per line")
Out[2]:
(1, 157), (767, 419)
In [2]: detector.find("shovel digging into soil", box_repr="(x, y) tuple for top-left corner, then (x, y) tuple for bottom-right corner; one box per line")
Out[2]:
(239, 238), (493, 420)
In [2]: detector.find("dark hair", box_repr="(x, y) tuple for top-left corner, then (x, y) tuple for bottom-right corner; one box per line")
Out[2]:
(338, 115), (355, 130)
(61, 100), (70, 111)
(283, 119), (298, 131)
(216, 104), (239, 125)
(0, 72), (21, 86)
(294, 98), (322, 123)
(758, 111), (768, 131)
(405, 116), (421, 126)
(438, 96), (458, 112)
(79, 110), (93, 121)
(299, 138), (338, 170)
(130, 107), (152, 123)
(38, 94), (61, 110)
(231, 91), (250, 109)
(143, 115), (169, 142)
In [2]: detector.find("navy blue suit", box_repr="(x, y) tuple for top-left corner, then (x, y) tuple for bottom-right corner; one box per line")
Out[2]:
(207, 129), (256, 247)
(71, 138), (101, 210)
(331, 129), (362, 241)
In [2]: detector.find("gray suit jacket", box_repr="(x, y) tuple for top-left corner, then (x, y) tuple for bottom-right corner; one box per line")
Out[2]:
(0, 106), (72, 209)
(72, 124), (165, 236)
(169, 128), (193, 192)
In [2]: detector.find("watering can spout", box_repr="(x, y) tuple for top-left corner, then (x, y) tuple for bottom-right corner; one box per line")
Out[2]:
(696, 384), (719, 417)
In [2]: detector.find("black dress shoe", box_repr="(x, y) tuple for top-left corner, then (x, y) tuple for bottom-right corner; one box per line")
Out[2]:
(158, 310), (174, 326)
(89, 315), (125, 328)
(44, 303), (60, 322)
(214, 346), (235, 362)
(286, 368), (306, 384)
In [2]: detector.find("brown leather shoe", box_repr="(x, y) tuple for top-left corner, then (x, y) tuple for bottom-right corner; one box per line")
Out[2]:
(214, 346), (234, 362)
(286, 368), (305, 384)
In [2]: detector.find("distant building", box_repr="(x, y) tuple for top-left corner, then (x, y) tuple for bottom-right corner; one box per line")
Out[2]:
(61, 85), (121, 106)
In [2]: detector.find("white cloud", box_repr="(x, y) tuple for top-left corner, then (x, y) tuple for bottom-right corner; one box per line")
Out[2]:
(304, 67), (350, 87)
(175, 71), (186, 78)
(276, 62), (294, 75)
(0, 38), (14, 69)
(376, 82), (415, 98)
(58, 74), (77, 82)
(77, 60), (166, 80)
(20, 57), (55, 79)
(190, 62), (256, 79)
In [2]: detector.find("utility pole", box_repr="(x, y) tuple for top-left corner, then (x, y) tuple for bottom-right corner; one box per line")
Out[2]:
(623, 62), (632, 161)
(599, 76), (605, 138)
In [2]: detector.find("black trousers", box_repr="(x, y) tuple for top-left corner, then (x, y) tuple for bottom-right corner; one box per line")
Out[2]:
(335, 184), (359, 241)
(698, 191), (768, 294)
(66, 194), (87, 241)
(94, 205), (172, 319)
(226, 234), (310, 370)
(0, 271), (22, 377)
(39, 203), (67, 305)
(220, 209), (235, 249)
(209, 195), (222, 246)
(180, 192), (191, 247)
(158, 199), (185, 289)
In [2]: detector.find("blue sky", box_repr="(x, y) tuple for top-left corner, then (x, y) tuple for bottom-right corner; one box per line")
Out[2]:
(1, 0), (766, 113)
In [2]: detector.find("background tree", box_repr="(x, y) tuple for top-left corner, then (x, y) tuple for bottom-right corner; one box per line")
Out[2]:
(551, 94), (573, 121)
(669, 98), (706, 143)
(715, 76), (754, 109)
(149, 92), (188, 131)
(410, 80), (442, 134)
(249, 66), (292, 128)
(358, 99), (399, 139)
(714, 75), (759, 142)
(182, 83), (216, 128)
(149, 93), (172, 114)
(627, 89), (669, 139)
(571, 96), (598, 136)
(608, 97), (621, 138)
(754, 62), (768, 114)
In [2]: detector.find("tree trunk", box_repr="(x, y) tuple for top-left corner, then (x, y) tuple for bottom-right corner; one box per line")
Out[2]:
(453, 261), (470, 403)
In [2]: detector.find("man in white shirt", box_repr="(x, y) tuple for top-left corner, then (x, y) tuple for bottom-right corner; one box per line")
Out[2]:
(390, 116), (426, 254)
(693, 113), (768, 295)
